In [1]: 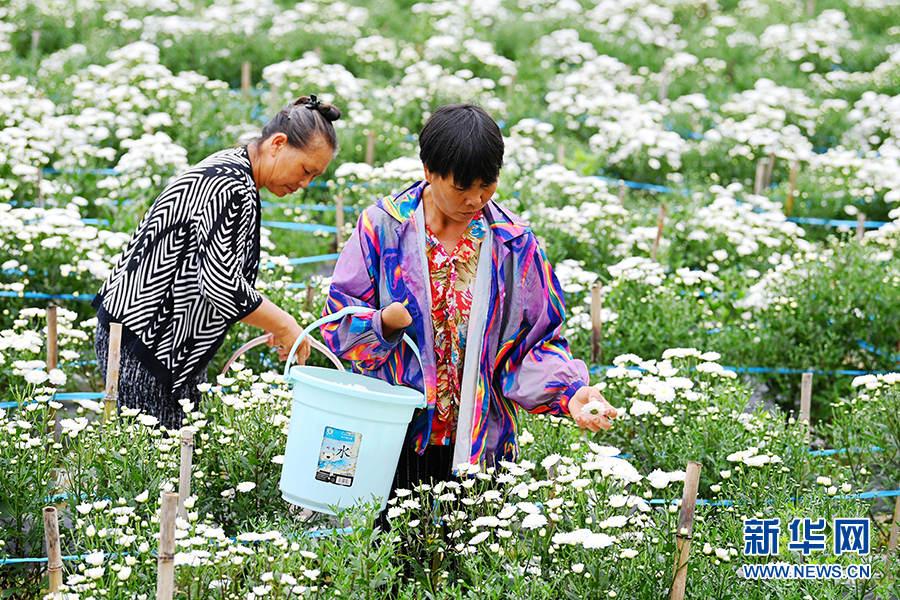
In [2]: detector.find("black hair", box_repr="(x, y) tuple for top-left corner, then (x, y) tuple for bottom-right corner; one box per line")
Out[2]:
(251, 95), (341, 154)
(419, 104), (504, 188)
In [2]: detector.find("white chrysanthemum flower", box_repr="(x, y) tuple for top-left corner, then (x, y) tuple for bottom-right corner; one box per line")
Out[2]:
(598, 515), (628, 529)
(518, 429), (535, 445)
(25, 370), (49, 385)
(469, 531), (490, 545)
(581, 400), (608, 417)
(583, 533), (615, 549)
(237, 482), (256, 493)
(541, 453), (562, 469)
(137, 414), (159, 427)
(521, 514), (548, 530)
(48, 369), (67, 386)
(473, 516), (502, 528)
(85, 551), (104, 566)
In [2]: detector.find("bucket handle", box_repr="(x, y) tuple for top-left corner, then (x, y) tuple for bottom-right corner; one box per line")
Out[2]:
(283, 305), (422, 380)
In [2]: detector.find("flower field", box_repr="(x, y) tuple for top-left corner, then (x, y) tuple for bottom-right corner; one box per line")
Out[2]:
(1, 0), (899, 598)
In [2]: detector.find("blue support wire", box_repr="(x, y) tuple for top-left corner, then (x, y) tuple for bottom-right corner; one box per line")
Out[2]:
(786, 216), (889, 228)
(260, 220), (338, 233)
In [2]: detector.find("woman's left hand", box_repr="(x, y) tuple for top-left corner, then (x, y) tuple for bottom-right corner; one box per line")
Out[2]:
(568, 386), (618, 432)
(269, 322), (310, 364)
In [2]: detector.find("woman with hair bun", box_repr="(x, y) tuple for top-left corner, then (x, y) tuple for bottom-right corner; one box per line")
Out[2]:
(93, 95), (341, 430)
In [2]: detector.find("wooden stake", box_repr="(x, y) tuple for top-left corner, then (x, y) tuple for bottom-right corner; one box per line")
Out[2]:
(46, 306), (58, 371)
(157, 491), (178, 600)
(335, 192), (345, 249)
(31, 30), (41, 57)
(37, 167), (45, 208)
(241, 61), (252, 98)
(754, 159), (766, 195)
(365, 131), (376, 166)
(269, 82), (282, 114)
(305, 284), (316, 311)
(556, 143), (566, 166)
(657, 67), (670, 103)
(805, 0), (815, 15)
(800, 372), (812, 444)
(889, 495), (900, 553)
(785, 159), (800, 216)
(617, 181), (626, 204)
(506, 73), (517, 97)
(670, 461), (702, 600)
(856, 214), (866, 240)
(103, 323), (123, 423)
(177, 430), (194, 521)
(590, 284), (603, 365)
(43, 506), (63, 594)
(651, 205), (667, 262)
(764, 152), (777, 189)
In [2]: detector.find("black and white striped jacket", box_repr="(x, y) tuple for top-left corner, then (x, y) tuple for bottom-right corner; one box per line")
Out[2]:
(93, 147), (262, 394)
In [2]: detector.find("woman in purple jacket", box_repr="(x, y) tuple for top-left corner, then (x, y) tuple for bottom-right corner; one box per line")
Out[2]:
(321, 104), (616, 500)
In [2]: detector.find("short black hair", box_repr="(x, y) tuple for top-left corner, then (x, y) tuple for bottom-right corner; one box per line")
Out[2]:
(419, 104), (504, 189)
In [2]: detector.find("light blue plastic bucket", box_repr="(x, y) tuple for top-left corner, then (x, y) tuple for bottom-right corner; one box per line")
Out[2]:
(279, 306), (426, 515)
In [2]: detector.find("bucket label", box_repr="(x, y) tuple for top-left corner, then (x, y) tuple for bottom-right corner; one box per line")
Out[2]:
(315, 426), (362, 487)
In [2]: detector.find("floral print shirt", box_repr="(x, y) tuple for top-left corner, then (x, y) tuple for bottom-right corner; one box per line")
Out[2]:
(425, 213), (486, 446)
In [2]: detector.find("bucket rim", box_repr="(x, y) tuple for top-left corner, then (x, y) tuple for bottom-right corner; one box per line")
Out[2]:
(286, 365), (426, 408)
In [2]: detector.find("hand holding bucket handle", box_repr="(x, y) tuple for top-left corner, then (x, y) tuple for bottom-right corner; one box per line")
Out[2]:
(283, 305), (423, 383)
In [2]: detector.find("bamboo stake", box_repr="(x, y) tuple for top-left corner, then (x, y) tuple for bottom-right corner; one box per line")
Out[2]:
(670, 461), (702, 600)
(617, 181), (626, 204)
(651, 205), (667, 262)
(46, 306), (60, 442)
(556, 143), (565, 166)
(335, 191), (345, 249)
(800, 372), (813, 444)
(47, 306), (58, 371)
(241, 61), (252, 98)
(764, 152), (777, 189)
(103, 323), (123, 423)
(805, 0), (816, 16)
(43, 506), (63, 594)
(785, 159), (800, 216)
(590, 284), (603, 365)
(157, 492), (178, 600)
(177, 430), (194, 521)
(365, 131), (376, 166)
(889, 495), (900, 553)
(856, 214), (866, 240)
(754, 159), (766, 195)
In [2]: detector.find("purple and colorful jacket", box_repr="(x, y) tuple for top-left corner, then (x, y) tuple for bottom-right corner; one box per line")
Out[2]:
(321, 181), (589, 468)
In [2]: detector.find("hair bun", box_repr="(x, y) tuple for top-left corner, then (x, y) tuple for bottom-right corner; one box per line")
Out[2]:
(316, 104), (341, 122)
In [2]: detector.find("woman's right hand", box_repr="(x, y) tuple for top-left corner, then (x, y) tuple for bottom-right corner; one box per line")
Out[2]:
(382, 302), (412, 337)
